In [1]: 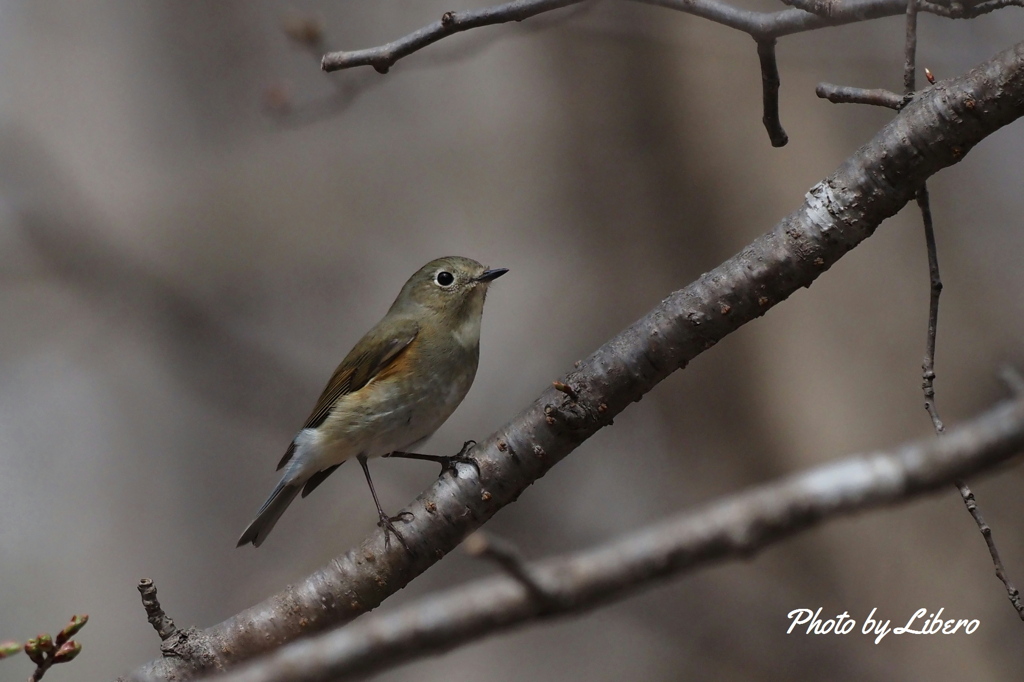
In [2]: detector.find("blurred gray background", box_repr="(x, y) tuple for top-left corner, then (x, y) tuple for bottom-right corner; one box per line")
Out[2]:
(1, 1), (1023, 680)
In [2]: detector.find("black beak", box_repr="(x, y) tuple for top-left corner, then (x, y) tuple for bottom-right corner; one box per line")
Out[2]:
(476, 267), (509, 283)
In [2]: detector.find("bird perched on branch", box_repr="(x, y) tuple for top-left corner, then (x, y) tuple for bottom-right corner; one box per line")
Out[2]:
(237, 256), (507, 550)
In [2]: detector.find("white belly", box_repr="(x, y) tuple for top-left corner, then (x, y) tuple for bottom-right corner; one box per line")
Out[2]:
(289, 358), (477, 477)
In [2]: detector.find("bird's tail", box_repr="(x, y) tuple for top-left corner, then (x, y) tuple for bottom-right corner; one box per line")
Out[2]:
(236, 479), (302, 548)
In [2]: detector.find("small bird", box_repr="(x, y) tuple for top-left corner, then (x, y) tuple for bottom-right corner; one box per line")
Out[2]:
(237, 256), (507, 550)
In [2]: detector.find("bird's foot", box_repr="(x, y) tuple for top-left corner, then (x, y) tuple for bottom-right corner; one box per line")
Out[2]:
(377, 509), (415, 553)
(442, 440), (480, 477)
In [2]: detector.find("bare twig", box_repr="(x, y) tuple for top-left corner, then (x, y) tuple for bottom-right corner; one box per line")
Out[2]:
(137, 579), (178, 642)
(200, 396), (1024, 682)
(904, 0), (919, 93)
(954, 480), (1024, 617)
(321, 0), (585, 73)
(815, 83), (906, 108)
(917, 186), (945, 434)
(900, 5), (1024, 621)
(318, 0), (1022, 145)
(921, 164), (1024, 622)
(906, 0), (942, 437)
(756, 38), (789, 147)
(272, 3), (595, 125)
(321, 0), (1024, 74)
(812, 0), (922, 111)
(122, 41), (1024, 682)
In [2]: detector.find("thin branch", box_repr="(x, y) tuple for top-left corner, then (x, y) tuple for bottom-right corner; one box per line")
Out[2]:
(317, 0), (1022, 146)
(124, 41), (1024, 682)
(318, 0), (876, 72)
(918, 187), (945, 434)
(954, 480), (1024, 617)
(320, 0), (1023, 75)
(200, 396), (1024, 682)
(637, 0), (919, 38)
(273, 3), (596, 126)
(756, 38), (789, 147)
(17, 617), (88, 682)
(920, 168), (1024, 621)
(321, 0), (586, 73)
(901, 2), (1024, 620)
(815, 83), (906, 108)
(904, 0), (919, 93)
(920, 0), (1024, 17)
(811, 4), (917, 114)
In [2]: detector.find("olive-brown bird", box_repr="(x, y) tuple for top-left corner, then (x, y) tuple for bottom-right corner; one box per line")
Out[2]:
(237, 256), (507, 549)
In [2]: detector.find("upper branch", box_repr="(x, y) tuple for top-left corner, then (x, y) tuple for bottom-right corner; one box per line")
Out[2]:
(321, 0), (584, 73)
(633, 0), (911, 38)
(126, 40), (1024, 682)
(320, 0), (1012, 74)
(199, 395), (1024, 682)
(920, 0), (1024, 17)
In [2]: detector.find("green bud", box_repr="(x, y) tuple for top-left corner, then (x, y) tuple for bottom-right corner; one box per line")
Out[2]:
(56, 615), (88, 646)
(35, 633), (54, 654)
(0, 641), (22, 659)
(24, 638), (45, 665)
(53, 640), (81, 663)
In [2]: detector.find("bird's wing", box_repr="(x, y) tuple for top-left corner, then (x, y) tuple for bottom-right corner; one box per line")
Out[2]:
(276, 318), (419, 471)
(306, 318), (420, 430)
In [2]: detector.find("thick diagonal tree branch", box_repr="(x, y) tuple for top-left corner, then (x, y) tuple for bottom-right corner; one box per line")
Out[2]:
(200, 396), (1024, 682)
(125, 41), (1024, 682)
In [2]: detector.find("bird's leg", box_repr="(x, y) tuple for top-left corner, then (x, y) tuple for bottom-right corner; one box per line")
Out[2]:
(386, 440), (479, 478)
(357, 454), (413, 553)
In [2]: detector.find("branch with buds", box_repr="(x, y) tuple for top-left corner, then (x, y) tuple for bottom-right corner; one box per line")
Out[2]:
(1, 615), (88, 682)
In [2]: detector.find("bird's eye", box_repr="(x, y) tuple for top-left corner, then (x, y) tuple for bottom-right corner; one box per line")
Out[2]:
(436, 271), (455, 287)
